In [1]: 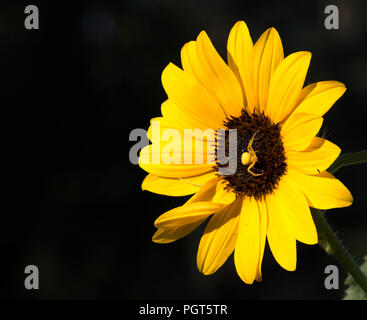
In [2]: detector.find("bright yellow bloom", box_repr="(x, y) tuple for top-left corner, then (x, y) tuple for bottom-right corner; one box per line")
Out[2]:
(139, 21), (353, 284)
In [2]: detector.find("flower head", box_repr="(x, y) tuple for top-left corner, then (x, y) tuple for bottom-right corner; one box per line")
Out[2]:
(139, 21), (353, 284)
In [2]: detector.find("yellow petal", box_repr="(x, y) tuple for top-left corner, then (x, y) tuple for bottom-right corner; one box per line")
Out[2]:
(139, 144), (214, 178)
(286, 137), (341, 175)
(266, 192), (297, 271)
(197, 199), (242, 275)
(227, 21), (255, 112)
(147, 115), (216, 144)
(267, 51), (311, 123)
(253, 27), (284, 113)
(186, 177), (236, 205)
(161, 100), (216, 131)
(161, 63), (226, 129)
(181, 31), (244, 118)
(154, 201), (225, 228)
(274, 175), (318, 244)
(234, 197), (263, 284)
(146, 115), (178, 142)
(281, 113), (323, 151)
(153, 221), (205, 244)
(255, 199), (268, 281)
(293, 81), (346, 117)
(142, 172), (217, 197)
(212, 179), (236, 204)
(146, 117), (216, 168)
(186, 177), (221, 205)
(288, 168), (353, 210)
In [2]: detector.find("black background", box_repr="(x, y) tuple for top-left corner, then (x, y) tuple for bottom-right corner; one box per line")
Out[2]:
(1, 0), (367, 299)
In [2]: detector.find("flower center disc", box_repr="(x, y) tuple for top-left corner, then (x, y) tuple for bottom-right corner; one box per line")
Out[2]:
(215, 109), (287, 200)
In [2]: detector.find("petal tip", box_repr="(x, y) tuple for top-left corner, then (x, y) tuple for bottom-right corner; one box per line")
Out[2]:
(197, 30), (209, 41)
(268, 26), (280, 36)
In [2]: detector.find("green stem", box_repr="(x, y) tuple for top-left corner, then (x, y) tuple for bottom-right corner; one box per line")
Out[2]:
(312, 209), (367, 294)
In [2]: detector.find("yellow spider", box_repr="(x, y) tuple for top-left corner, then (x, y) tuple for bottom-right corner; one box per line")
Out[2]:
(241, 130), (264, 177)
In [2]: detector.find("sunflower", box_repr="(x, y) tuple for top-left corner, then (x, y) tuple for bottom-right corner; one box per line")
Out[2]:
(138, 21), (353, 284)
